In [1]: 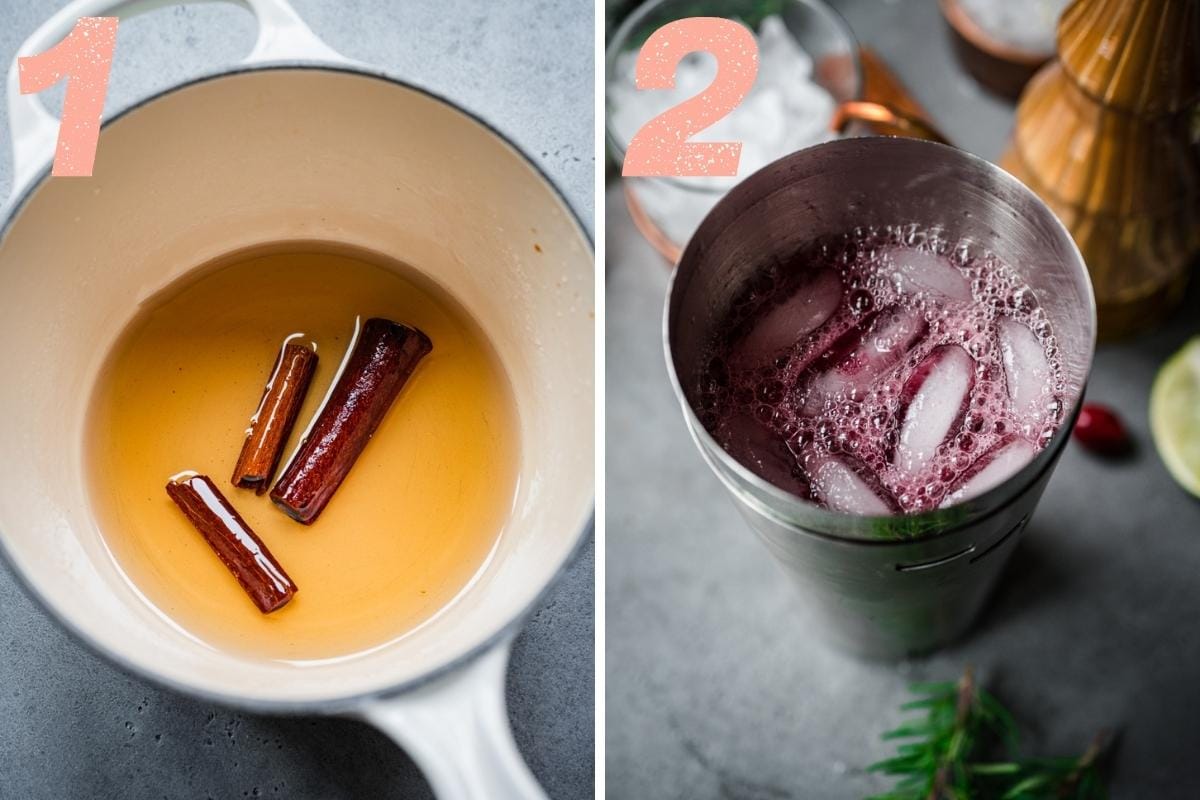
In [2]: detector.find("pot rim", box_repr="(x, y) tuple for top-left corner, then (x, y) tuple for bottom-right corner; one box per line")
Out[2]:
(0, 61), (596, 715)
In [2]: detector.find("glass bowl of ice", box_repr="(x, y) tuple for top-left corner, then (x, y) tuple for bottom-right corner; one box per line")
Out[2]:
(606, 0), (862, 261)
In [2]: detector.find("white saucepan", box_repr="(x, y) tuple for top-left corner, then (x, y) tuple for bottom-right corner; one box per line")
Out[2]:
(0, 1), (594, 797)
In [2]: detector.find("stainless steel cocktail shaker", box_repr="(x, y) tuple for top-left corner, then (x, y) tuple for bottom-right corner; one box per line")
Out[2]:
(665, 138), (1096, 658)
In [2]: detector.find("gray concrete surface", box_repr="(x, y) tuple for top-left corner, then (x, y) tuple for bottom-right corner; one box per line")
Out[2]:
(605, 0), (1200, 797)
(0, 2), (593, 798)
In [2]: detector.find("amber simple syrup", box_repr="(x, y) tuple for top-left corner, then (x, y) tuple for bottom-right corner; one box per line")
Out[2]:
(86, 244), (520, 662)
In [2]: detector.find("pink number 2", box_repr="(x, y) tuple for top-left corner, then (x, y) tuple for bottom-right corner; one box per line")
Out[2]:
(18, 17), (119, 178)
(622, 17), (758, 178)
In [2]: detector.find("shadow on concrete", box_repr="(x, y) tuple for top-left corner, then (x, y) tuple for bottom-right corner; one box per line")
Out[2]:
(262, 715), (435, 799)
(971, 527), (1078, 639)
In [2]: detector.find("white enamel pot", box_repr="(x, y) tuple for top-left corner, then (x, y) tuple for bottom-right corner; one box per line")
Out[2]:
(0, 1), (594, 798)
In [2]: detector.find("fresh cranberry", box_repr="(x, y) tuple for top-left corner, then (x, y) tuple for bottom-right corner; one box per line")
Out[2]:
(1073, 403), (1131, 455)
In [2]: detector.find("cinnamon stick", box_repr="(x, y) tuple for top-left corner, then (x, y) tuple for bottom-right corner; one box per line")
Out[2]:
(166, 472), (297, 613)
(271, 318), (432, 524)
(232, 336), (318, 494)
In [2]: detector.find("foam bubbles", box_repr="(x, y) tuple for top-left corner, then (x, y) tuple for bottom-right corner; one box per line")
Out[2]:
(700, 225), (1065, 514)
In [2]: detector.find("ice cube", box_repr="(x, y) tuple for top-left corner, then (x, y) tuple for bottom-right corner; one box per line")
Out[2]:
(756, 16), (836, 147)
(959, 0), (1068, 54)
(732, 269), (842, 370)
(886, 247), (972, 303)
(721, 88), (790, 174)
(803, 448), (896, 515)
(803, 306), (927, 412)
(673, 51), (718, 99)
(894, 346), (975, 477)
(999, 317), (1051, 424)
(718, 412), (810, 499)
(757, 16), (814, 81)
(940, 437), (1037, 507)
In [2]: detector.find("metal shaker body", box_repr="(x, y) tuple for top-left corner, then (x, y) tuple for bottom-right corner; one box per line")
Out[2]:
(665, 138), (1096, 659)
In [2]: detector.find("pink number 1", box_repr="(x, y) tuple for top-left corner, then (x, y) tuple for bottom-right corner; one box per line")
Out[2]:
(18, 17), (119, 178)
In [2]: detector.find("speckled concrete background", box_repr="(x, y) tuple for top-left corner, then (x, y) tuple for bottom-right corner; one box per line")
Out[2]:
(606, 0), (1200, 797)
(0, 2), (594, 798)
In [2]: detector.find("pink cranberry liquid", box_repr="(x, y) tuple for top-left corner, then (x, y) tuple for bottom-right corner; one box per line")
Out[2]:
(697, 225), (1065, 515)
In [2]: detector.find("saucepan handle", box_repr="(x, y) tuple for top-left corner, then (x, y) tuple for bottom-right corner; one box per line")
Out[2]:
(5, 0), (352, 203)
(359, 637), (549, 800)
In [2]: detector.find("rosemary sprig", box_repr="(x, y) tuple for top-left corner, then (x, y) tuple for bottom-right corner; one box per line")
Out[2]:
(866, 667), (1110, 800)
(972, 730), (1111, 800)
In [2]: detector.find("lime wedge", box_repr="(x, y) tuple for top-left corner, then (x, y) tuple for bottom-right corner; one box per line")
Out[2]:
(1150, 336), (1200, 498)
